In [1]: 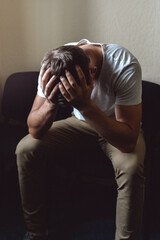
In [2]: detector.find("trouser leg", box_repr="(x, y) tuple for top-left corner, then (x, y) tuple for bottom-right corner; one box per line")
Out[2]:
(16, 116), (99, 233)
(16, 114), (146, 239)
(104, 130), (146, 240)
(16, 134), (49, 233)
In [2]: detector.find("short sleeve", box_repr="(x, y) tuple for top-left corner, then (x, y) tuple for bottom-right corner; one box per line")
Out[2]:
(115, 62), (142, 106)
(37, 76), (46, 98)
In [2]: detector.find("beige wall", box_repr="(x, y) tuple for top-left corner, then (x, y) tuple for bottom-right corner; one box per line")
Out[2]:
(0, 0), (160, 120)
(84, 0), (160, 84)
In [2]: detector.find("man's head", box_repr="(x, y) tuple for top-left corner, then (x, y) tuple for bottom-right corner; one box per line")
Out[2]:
(41, 45), (90, 85)
(41, 44), (101, 106)
(78, 44), (103, 80)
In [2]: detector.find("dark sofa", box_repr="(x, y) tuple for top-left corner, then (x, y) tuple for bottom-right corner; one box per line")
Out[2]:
(0, 72), (160, 240)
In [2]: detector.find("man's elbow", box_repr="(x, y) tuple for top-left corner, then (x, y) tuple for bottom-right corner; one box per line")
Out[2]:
(120, 141), (137, 153)
(28, 128), (44, 139)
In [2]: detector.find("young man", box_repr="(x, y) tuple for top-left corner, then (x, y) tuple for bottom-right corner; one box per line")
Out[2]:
(16, 39), (146, 240)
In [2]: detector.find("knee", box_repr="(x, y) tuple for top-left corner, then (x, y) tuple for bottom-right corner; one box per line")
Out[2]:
(124, 158), (143, 179)
(114, 154), (145, 185)
(16, 134), (42, 166)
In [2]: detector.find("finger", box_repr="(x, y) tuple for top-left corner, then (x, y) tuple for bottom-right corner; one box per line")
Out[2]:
(40, 65), (45, 77)
(88, 75), (95, 89)
(75, 65), (86, 87)
(41, 68), (52, 93)
(48, 83), (60, 102)
(65, 70), (79, 90)
(44, 75), (57, 97)
(59, 82), (70, 101)
(60, 75), (76, 96)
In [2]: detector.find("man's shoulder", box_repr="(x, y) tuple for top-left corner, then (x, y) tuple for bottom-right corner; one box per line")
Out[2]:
(103, 43), (138, 65)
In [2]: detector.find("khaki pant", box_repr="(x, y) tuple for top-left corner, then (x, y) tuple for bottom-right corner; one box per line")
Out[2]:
(16, 116), (146, 240)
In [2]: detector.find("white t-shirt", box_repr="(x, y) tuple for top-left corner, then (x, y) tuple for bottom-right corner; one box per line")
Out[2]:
(37, 39), (142, 120)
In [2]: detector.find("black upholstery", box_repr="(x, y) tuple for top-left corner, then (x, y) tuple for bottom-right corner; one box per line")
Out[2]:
(141, 81), (160, 240)
(142, 80), (160, 134)
(2, 72), (39, 123)
(0, 72), (160, 239)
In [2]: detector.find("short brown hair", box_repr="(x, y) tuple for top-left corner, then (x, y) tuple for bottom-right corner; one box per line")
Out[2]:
(41, 45), (90, 84)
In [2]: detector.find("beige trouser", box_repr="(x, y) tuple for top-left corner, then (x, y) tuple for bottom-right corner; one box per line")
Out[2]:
(16, 116), (146, 240)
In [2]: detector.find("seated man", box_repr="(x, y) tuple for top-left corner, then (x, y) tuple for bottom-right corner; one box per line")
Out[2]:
(16, 39), (146, 240)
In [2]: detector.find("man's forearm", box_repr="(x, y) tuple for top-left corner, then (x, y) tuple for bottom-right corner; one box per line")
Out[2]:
(79, 102), (139, 153)
(27, 99), (59, 139)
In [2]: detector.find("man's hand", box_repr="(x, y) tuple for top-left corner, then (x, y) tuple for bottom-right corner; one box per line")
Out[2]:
(39, 66), (60, 104)
(59, 65), (94, 110)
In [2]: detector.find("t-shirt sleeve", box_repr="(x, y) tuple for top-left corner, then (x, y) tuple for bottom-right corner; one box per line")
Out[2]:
(114, 62), (142, 106)
(37, 76), (46, 98)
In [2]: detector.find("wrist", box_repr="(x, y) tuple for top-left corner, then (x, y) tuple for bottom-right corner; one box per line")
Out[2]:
(45, 98), (59, 111)
(78, 100), (96, 115)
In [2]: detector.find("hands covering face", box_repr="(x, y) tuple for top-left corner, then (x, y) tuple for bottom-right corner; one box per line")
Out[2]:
(39, 65), (94, 110)
(38, 66), (59, 105)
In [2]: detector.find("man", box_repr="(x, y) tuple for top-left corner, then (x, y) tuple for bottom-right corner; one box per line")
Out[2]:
(16, 39), (146, 240)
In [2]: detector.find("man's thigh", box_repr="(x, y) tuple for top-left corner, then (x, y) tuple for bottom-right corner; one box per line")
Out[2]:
(43, 116), (99, 151)
(103, 129), (146, 175)
(41, 116), (105, 172)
